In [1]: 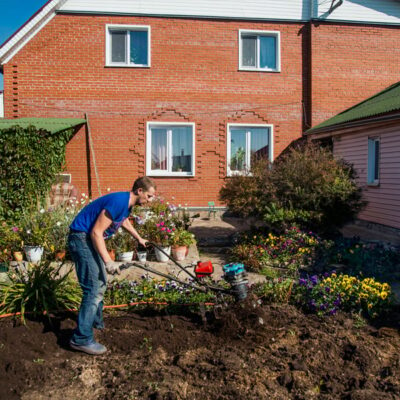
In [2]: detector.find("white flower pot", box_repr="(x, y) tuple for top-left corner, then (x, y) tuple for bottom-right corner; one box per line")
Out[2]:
(24, 246), (44, 263)
(137, 251), (147, 263)
(154, 246), (171, 263)
(117, 251), (134, 262)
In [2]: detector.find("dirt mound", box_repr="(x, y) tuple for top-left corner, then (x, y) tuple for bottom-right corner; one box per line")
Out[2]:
(0, 304), (399, 400)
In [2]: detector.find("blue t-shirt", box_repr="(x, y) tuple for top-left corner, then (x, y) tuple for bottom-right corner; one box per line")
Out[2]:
(70, 192), (131, 238)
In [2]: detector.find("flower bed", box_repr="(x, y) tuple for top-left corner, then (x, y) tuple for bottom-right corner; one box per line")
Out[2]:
(230, 226), (331, 276)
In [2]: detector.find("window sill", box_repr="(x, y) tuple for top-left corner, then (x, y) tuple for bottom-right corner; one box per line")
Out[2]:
(367, 182), (380, 187)
(105, 64), (150, 68)
(147, 172), (195, 178)
(238, 67), (280, 73)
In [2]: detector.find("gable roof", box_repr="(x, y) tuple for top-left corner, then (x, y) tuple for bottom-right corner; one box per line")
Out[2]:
(0, 0), (65, 65)
(0, 117), (86, 134)
(306, 81), (400, 135)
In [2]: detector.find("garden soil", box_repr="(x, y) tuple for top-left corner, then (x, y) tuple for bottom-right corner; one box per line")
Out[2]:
(0, 300), (400, 400)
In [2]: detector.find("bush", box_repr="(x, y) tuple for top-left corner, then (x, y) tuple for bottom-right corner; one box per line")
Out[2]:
(0, 262), (82, 322)
(0, 125), (75, 221)
(220, 142), (365, 233)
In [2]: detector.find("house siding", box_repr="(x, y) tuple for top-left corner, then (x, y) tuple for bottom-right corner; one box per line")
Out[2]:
(316, 0), (400, 25)
(3, 15), (304, 205)
(60, 0), (310, 21)
(333, 123), (400, 229)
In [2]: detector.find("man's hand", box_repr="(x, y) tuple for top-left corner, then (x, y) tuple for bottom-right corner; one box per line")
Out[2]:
(105, 261), (120, 275)
(138, 237), (148, 248)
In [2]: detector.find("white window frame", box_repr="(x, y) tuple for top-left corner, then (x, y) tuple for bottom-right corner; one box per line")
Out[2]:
(239, 29), (281, 72)
(105, 24), (151, 67)
(367, 137), (380, 185)
(146, 122), (196, 177)
(227, 123), (274, 176)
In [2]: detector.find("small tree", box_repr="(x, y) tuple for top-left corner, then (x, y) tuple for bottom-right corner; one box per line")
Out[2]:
(220, 142), (365, 233)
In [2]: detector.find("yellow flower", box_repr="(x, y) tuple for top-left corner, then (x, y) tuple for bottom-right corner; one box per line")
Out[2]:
(368, 303), (373, 309)
(380, 292), (388, 300)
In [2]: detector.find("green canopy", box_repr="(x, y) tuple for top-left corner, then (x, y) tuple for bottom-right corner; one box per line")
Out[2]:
(0, 117), (86, 134)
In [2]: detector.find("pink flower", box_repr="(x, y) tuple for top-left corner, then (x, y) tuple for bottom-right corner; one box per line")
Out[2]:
(161, 227), (166, 231)
(12, 227), (19, 232)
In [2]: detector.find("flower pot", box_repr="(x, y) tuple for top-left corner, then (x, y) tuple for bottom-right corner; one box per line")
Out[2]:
(55, 250), (66, 261)
(137, 251), (147, 263)
(117, 251), (134, 262)
(13, 251), (24, 262)
(108, 249), (116, 261)
(154, 246), (171, 263)
(172, 245), (187, 261)
(24, 246), (44, 263)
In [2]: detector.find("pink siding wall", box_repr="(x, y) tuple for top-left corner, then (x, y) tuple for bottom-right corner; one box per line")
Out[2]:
(333, 122), (400, 229)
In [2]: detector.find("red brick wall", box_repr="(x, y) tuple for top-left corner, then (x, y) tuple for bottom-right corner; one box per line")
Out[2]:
(4, 15), (399, 205)
(3, 15), (304, 205)
(310, 23), (400, 126)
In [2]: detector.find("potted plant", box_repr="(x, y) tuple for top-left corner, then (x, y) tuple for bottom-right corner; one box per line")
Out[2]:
(146, 219), (175, 262)
(19, 209), (51, 263)
(171, 228), (196, 261)
(111, 229), (136, 262)
(0, 223), (24, 261)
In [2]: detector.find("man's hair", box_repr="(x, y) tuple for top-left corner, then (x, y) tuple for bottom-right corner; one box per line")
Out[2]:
(132, 176), (156, 193)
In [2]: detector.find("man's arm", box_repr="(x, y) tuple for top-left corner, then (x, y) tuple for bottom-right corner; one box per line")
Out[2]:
(90, 209), (113, 263)
(122, 218), (147, 247)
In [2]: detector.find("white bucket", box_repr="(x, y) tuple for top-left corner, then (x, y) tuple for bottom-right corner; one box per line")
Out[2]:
(24, 246), (44, 263)
(117, 251), (134, 262)
(154, 246), (171, 263)
(137, 251), (147, 263)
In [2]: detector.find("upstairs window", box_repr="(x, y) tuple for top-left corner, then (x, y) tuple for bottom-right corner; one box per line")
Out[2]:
(146, 123), (195, 177)
(367, 137), (380, 185)
(106, 25), (150, 67)
(227, 124), (273, 176)
(239, 30), (280, 72)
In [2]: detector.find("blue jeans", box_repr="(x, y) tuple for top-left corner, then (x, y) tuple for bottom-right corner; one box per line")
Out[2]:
(68, 231), (107, 345)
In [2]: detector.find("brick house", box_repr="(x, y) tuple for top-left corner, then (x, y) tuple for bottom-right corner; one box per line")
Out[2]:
(307, 82), (400, 234)
(0, 0), (400, 206)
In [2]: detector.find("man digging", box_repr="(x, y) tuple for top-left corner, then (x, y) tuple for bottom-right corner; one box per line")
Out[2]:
(68, 176), (156, 355)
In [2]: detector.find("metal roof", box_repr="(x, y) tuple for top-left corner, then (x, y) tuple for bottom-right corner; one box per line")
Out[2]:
(0, 117), (86, 134)
(307, 81), (400, 134)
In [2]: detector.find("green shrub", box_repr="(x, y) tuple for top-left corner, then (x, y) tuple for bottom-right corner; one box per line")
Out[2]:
(0, 261), (81, 322)
(220, 142), (365, 232)
(0, 125), (75, 221)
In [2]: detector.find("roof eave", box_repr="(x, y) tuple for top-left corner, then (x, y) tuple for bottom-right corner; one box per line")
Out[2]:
(307, 112), (400, 139)
(0, 0), (66, 65)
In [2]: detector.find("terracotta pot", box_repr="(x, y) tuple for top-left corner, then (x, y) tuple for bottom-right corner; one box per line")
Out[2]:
(13, 251), (24, 262)
(108, 249), (116, 261)
(55, 251), (66, 261)
(172, 245), (187, 261)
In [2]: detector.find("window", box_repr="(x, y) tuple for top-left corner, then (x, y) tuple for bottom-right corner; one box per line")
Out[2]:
(227, 124), (273, 175)
(106, 25), (150, 67)
(367, 137), (380, 185)
(146, 123), (195, 176)
(239, 30), (280, 72)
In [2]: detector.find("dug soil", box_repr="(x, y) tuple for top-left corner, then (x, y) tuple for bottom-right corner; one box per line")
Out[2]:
(1, 301), (400, 400)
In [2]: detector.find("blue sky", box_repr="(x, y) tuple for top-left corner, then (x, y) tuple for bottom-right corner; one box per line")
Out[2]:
(0, 0), (48, 90)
